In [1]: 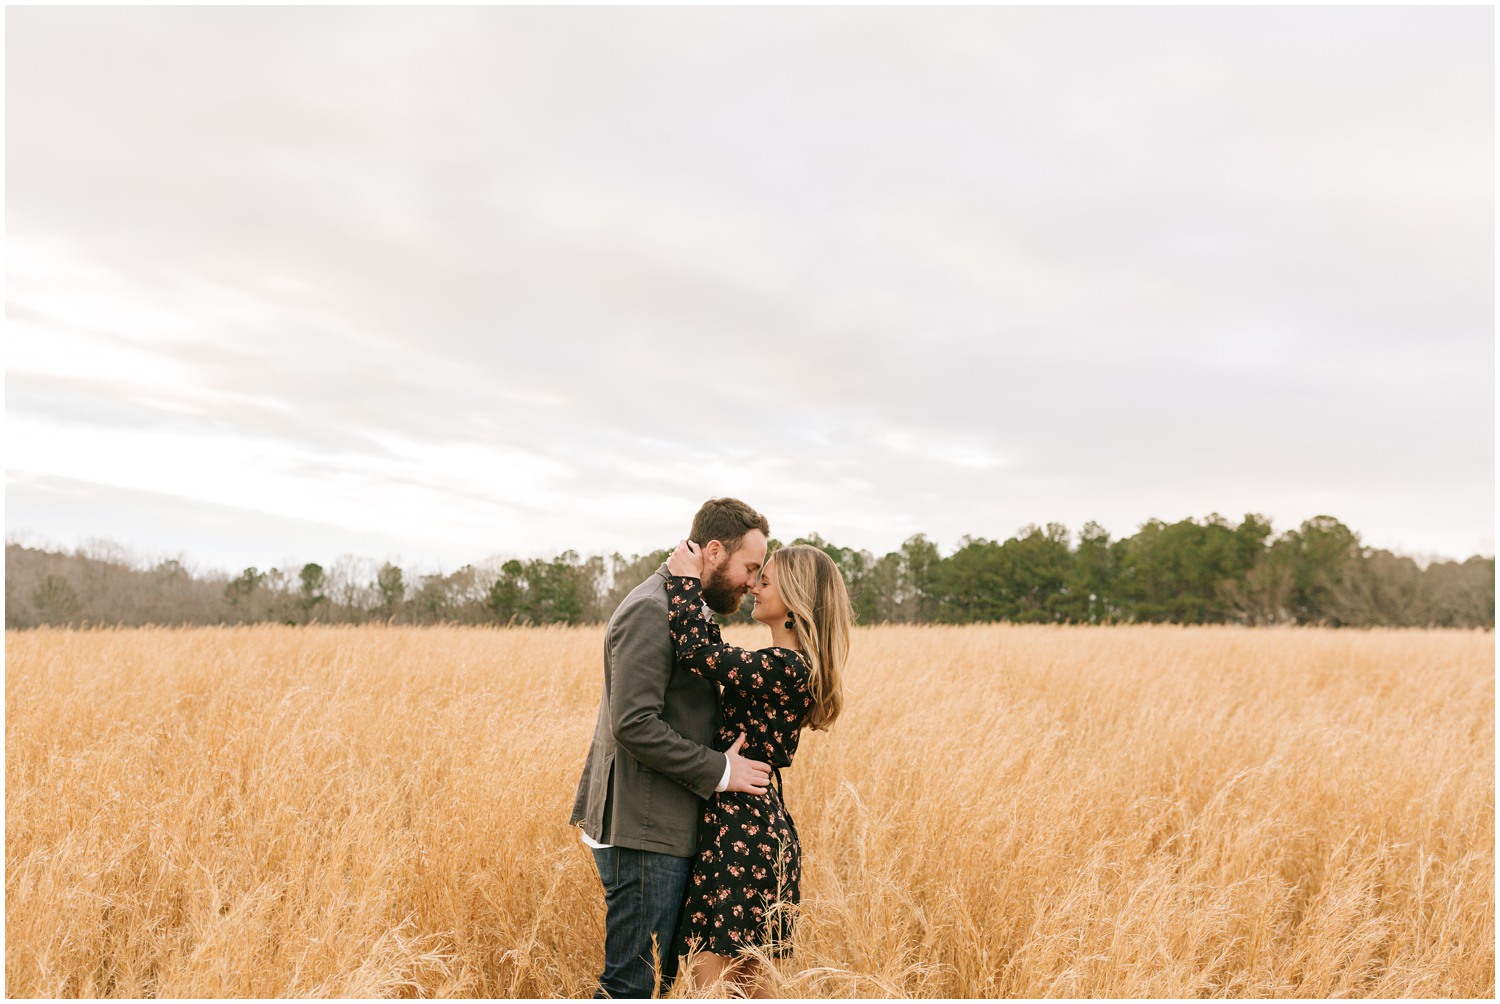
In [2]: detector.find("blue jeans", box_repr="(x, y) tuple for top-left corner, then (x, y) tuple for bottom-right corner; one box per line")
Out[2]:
(590, 845), (693, 999)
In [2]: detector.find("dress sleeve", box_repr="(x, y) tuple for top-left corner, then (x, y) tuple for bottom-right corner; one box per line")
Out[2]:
(665, 575), (807, 695)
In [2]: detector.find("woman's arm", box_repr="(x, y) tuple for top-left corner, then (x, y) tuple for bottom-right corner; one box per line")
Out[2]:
(665, 575), (805, 695)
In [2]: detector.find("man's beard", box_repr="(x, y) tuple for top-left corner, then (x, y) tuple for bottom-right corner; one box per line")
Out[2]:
(700, 564), (746, 615)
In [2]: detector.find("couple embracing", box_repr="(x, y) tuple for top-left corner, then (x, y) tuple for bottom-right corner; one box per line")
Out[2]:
(571, 498), (853, 998)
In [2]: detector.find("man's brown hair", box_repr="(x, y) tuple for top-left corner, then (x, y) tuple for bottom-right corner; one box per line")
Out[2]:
(689, 497), (770, 553)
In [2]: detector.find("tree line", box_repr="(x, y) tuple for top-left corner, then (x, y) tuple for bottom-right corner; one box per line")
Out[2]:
(5, 513), (1493, 630)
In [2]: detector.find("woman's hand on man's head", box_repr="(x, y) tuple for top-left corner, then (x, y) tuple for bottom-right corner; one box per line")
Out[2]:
(667, 539), (704, 579)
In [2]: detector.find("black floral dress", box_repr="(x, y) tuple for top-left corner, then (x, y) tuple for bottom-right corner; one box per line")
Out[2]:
(664, 575), (813, 959)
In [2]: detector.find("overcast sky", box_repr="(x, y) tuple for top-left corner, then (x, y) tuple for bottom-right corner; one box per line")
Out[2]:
(6, 6), (1494, 576)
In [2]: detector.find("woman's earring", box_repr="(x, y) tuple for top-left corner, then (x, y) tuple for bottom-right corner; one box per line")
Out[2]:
(785, 616), (795, 629)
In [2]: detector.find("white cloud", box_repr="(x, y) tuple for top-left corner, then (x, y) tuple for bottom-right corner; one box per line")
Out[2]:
(4, 7), (1492, 568)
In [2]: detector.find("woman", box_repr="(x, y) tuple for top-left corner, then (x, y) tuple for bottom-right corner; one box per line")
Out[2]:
(662, 540), (851, 997)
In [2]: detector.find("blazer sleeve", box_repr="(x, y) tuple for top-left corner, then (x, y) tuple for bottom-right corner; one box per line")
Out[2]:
(607, 593), (727, 800)
(665, 576), (808, 696)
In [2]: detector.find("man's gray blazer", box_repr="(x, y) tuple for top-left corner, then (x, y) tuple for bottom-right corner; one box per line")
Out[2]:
(570, 564), (727, 857)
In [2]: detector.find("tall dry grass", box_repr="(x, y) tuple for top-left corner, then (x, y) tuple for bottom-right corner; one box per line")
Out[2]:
(6, 624), (1493, 997)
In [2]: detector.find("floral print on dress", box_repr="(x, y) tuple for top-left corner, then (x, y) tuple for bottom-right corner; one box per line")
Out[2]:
(665, 575), (814, 959)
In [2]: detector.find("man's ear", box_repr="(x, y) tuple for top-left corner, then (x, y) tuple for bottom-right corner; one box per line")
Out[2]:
(701, 539), (724, 565)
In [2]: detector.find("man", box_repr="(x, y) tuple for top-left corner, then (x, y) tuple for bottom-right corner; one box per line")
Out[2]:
(571, 497), (774, 999)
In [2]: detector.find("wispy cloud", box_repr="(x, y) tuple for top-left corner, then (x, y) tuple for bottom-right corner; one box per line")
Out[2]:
(6, 6), (1493, 570)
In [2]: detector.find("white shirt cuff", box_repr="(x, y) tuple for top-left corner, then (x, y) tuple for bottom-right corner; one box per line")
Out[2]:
(715, 754), (732, 792)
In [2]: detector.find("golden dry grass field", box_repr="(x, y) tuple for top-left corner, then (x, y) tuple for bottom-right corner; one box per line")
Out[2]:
(6, 624), (1494, 998)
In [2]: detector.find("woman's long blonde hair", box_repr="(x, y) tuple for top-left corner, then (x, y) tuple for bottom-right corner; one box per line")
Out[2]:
(772, 545), (850, 731)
